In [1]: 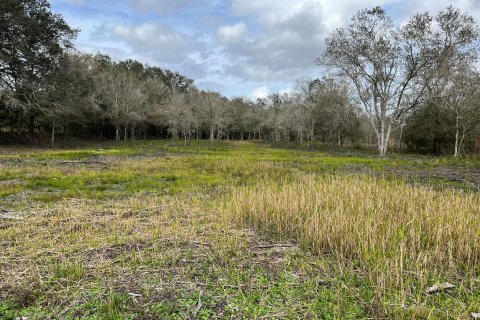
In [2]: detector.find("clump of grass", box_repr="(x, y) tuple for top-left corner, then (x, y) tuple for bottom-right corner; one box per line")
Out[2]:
(228, 174), (480, 316)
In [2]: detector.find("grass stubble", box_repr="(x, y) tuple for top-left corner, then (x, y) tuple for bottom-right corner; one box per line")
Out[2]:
(0, 140), (479, 319)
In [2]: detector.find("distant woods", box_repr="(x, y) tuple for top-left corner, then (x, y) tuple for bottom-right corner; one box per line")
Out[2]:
(1, 1), (480, 156)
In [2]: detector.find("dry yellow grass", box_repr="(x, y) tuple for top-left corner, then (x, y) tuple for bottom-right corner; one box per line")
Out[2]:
(229, 174), (480, 312)
(3, 192), (355, 318)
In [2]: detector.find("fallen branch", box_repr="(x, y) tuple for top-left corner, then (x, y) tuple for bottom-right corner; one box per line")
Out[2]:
(256, 243), (295, 249)
(58, 160), (107, 165)
(426, 282), (455, 294)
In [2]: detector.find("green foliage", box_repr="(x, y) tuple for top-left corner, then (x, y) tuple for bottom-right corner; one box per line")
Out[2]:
(0, 0), (77, 132)
(404, 102), (455, 154)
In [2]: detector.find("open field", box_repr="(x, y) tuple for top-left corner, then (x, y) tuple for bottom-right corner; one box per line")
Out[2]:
(1, 140), (480, 319)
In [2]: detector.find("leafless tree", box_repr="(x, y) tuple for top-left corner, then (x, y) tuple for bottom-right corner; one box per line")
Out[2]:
(199, 91), (226, 141)
(318, 6), (478, 157)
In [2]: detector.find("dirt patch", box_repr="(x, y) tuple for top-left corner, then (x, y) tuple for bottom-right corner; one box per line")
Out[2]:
(3, 190), (61, 202)
(84, 240), (149, 260)
(0, 208), (32, 219)
(343, 164), (480, 190)
(386, 166), (480, 190)
(83, 238), (212, 262)
(89, 152), (168, 162)
(0, 179), (27, 187)
(243, 229), (301, 274)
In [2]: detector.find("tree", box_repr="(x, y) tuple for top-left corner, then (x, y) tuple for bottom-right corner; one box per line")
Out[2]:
(437, 69), (480, 156)
(295, 78), (360, 146)
(424, 7), (480, 156)
(318, 6), (478, 157)
(403, 101), (453, 154)
(45, 54), (95, 147)
(199, 91), (226, 141)
(163, 80), (186, 141)
(94, 62), (145, 141)
(0, 0), (77, 134)
(142, 67), (169, 137)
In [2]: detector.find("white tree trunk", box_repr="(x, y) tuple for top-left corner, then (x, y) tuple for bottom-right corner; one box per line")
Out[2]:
(398, 123), (404, 151)
(454, 115), (460, 157)
(115, 123), (120, 141)
(376, 120), (392, 158)
(210, 127), (214, 141)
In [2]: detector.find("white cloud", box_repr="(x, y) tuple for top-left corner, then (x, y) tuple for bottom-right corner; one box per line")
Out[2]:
(251, 86), (269, 99)
(108, 23), (204, 64)
(128, 0), (197, 14)
(223, 0), (480, 86)
(221, 0), (327, 82)
(232, 0), (310, 26)
(217, 22), (247, 43)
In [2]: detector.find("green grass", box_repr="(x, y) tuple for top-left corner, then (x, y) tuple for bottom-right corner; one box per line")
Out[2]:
(1, 140), (479, 319)
(1, 139), (465, 205)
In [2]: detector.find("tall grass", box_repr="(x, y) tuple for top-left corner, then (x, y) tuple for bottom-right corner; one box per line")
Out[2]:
(228, 174), (480, 311)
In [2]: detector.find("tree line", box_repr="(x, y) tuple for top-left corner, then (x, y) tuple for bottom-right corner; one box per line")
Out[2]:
(1, 0), (480, 156)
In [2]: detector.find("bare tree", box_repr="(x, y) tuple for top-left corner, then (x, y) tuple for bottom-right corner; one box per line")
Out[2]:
(199, 91), (226, 141)
(436, 68), (480, 156)
(425, 8), (480, 156)
(95, 65), (145, 141)
(318, 6), (478, 157)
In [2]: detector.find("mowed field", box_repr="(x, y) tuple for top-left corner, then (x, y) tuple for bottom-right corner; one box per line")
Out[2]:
(1, 140), (480, 319)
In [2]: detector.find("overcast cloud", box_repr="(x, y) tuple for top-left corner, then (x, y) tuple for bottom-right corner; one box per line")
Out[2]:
(50, 0), (480, 98)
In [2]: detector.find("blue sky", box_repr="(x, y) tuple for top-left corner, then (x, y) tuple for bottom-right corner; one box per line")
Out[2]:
(50, 0), (480, 99)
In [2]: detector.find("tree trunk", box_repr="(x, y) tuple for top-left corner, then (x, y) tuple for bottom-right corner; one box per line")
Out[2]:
(124, 125), (128, 140)
(376, 120), (391, 158)
(459, 131), (466, 155)
(28, 114), (35, 135)
(51, 120), (55, 149)
(454, 116), (460, 157)
(398, 124), (404, 152)
(115, 123), (120, 141)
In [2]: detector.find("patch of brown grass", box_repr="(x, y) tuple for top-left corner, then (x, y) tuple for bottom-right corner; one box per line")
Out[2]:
(228, 174), (480, 314)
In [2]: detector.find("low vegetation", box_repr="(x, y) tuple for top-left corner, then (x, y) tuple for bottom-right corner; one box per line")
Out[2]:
(230, 174), (480, 318)
(1, 140), (480, 319)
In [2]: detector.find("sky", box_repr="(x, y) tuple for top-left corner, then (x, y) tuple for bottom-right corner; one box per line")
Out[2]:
(50, 0), (480, 99)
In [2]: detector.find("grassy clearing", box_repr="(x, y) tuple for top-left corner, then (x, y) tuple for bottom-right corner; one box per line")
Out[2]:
(1, 140), (480, 318)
